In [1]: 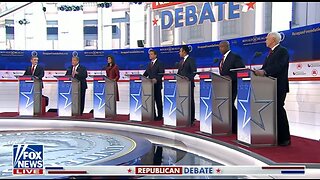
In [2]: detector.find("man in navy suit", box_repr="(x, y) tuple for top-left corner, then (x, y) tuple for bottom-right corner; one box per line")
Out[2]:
(23, 56), (45, 88)
(143, 49), (164, 120)
(254, 32), (291, 146)
(177, 45), (197, 125)
(219, 41), (245, 134)
(65, 56), (88, 115)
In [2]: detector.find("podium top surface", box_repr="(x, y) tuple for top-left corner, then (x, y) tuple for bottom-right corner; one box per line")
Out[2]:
(230, 67), (254, 72)
(17, 75), (42, 81)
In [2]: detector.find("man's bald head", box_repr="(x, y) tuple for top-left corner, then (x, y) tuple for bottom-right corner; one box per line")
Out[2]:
(219, 41), (230, 55)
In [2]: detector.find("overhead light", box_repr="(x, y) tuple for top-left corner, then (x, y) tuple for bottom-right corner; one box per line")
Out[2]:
(58, 5), (83, 11)
(97, 2), (112, 8)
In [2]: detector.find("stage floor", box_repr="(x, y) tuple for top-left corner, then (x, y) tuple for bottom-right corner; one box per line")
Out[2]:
(0, 115), (319, 179)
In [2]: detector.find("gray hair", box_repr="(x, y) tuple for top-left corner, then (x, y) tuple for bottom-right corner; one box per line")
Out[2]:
(268, 32), (281, 43)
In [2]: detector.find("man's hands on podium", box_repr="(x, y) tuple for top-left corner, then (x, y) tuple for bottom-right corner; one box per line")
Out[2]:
(152, 78), (157, 84)
(254, 69), (266, 77)
(181, 76), (189, 81)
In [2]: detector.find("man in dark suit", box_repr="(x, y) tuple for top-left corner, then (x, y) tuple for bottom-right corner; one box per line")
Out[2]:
(23, 56), (45, 86)
(177, 45), (197, 125)
(143, 49), (164, 120)
(254, 32), (291, 146)
(65, 56), (88, 115)
(218, 41), (245, 134)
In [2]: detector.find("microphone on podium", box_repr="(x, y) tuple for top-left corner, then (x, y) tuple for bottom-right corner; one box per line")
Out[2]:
(213, 58), (219, 64)
(254, 51), (262, 58)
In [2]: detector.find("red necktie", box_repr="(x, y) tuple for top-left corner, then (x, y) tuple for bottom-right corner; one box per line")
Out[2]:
(219, 55), (225, 72)
(268, 49), (273, 57)
(72, 66), (76, 77)
(181, 59), (185, 66)
(31, 65), (35, 75)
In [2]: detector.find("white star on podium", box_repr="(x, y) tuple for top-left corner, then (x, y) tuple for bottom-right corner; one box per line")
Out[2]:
(130, 86), (142, 112)
(94, 86), (105, 110)
(164, 85), (176, 116)
(200, 86), (212, 121)
(20, 85), (34, 108)
(60, 86), (72, 108)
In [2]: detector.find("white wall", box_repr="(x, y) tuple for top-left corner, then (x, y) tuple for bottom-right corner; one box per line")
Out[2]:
(129, 4), (145, 48)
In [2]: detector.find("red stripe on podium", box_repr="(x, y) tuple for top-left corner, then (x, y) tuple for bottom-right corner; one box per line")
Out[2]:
(93, 77), (104, 81)
(57, 77), (70, 81)
(18, 77), (32, 81)
(130, 76), (140, 80)
(164, 75), (175, 80)
(237, 72), (249, 78)
(199, 74), (211, 79)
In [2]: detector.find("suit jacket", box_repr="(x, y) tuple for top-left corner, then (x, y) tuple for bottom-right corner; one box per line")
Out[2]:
(106, 64), (120, 81)
(219, 51), (245, 83)
(65, 64), (88, 90)
(261, 45), (289, 94)
(23, 64), (45, 80)
(143, 60), (164, 89)
(106, 64), (120, 101)
(177, 56), (197, 87)
(24, 64), (45, 88)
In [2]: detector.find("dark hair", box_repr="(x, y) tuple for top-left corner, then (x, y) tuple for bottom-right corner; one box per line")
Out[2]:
(30, 56), (38, 60)
(181, 45), (190, 54)
(149, 49), (157, 56)
(72, 56), (79, 61)
(107, 55), (115, 66)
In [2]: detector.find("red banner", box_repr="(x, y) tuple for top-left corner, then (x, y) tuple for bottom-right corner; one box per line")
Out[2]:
(152, 2), (186, 9)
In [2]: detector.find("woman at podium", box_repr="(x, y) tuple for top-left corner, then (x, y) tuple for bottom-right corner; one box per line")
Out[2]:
(106, 55), (120, 101)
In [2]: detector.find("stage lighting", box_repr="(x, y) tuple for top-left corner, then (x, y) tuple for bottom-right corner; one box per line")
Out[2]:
(97, 2), (112, 8)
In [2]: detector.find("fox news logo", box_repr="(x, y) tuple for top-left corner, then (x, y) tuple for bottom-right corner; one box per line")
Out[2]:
(12, 144), (44, 175)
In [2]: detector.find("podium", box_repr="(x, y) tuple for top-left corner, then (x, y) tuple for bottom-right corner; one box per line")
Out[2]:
(233, 68), (277, 146)
(163, 73), (191, 127)
(56, 76), (81, 117)
(128, 74), (154, 121)
(18, 76), (42, 116)
(91, 75), (117, 119)
(198, 72), (232, 135)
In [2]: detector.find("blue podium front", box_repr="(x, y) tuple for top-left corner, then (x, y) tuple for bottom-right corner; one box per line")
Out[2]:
(93, 76), (106, 118)
(199, 72), (213, 134)
(163, 74), (177, 126)
(236, 68), (277, 146)
(129, 74), (142, 121)
(18, 76), (35, 116)
(57, 76), (72, 117)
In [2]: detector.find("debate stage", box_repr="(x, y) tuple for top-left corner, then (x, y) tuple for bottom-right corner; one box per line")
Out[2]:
(0, 112), (319, 178)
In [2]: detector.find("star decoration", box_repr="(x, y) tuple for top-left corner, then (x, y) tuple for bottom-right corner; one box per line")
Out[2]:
(175, 86), (188, 116)
(130, 86), (142, 112)
(216, 168), (221, 174)
(59, 85), (72, 108)
(152, 18), (158, 26)
(94, 85), (105, 110)
(106, 93), (114, 111)
(20, 84), (34, 108)
(200, 86), (212, 121)
(141, 85), (152, 112)
(127, 168), (132, 173)
(212, 88), (229, 122)
(164, 85), (176, 116)
(250, 85), (273, 130)
(245, 2), (256, 11)
(238, 84), (251, 128)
